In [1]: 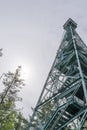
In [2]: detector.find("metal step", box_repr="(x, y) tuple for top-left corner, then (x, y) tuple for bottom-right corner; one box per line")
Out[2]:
(49, 111), (73, 130)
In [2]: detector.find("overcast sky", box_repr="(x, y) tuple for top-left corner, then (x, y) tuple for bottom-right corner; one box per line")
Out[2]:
(0, 0), (87, 118)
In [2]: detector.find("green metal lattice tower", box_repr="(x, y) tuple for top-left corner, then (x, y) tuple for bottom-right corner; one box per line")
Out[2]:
(27, 18), (87, 130)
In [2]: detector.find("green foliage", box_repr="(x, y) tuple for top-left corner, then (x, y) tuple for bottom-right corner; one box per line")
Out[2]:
(0, 66), (29, 130)
(1, 66), (24, 104)
(0, 99), (16, 130)
(15, 112), (28, 130)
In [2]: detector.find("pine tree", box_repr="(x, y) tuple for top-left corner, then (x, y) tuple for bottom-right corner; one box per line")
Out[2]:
(0, 66), (24, 104)
(0, 66), (28, 130)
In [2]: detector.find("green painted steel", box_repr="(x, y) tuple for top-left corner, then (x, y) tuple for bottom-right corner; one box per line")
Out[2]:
(27, 18), (87, 130)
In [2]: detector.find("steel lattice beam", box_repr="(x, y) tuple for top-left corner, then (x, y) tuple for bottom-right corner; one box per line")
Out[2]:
(27, 18), (87, 130)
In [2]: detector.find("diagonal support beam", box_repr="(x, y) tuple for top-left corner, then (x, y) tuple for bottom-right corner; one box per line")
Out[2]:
(70, 26), (87, 103)
(77, 111), (87, 130)
(44, 99), (73, 130)
(57, 106), (87, 130)
(36, 78), (81, 109)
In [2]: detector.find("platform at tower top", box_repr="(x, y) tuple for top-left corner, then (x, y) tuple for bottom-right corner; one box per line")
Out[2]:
(63, 18), (77, 30)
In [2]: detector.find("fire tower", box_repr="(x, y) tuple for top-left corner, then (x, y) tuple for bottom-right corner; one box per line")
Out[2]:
(27, 18), (87, 130)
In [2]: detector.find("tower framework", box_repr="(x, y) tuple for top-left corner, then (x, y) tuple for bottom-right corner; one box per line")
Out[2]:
(28, 18), (87, 130)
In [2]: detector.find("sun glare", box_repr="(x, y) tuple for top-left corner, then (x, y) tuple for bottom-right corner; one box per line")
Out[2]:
(13, 58), (35, 83)
(19, 63), (34, 82)
(21, 66), (29, 80)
